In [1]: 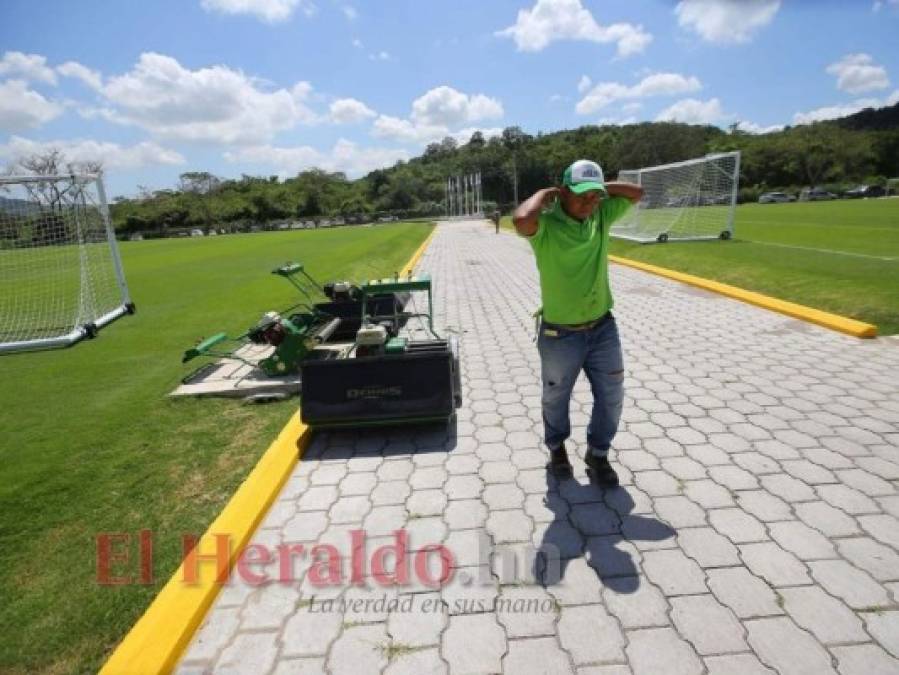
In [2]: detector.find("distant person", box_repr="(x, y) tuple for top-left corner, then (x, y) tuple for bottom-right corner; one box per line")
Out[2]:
(492, 209), (501, 234)
(513, 160), (643, 486)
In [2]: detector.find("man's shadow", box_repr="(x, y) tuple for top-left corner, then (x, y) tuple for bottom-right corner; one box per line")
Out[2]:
(534, 472), (674, 594)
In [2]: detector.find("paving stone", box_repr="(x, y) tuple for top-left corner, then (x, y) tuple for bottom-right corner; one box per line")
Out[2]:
(818, 484), (880, 515)
(446, 499), (488, 530)
(780, 586), (867, 644)
(371, 480), (412, 506)
(660, 457), (707, 480)
(677, 527), (740, 567)
(782, 460), (839, 485)
(270, 657), (328, 675)
(642, 549), (706, 596)
(442, 613), (506, 675)
(328, 623), (389, 675)
(183, 606), (241, 662)
(495, 585), (557, 637)
(441, 566), (498, 615)
(282, 603), (344, 657)
(383, 647), (446, 675)
(585, 536), (642, 579)
(377, 459), (414, 481)
(634, 470), (681, 497)
(734, 490), (792, 523)
(703, 654), (775, 675)
(297, 484), (339, 512)
(486, 510), (533, 543)
(794, 500), (860, 537)
(686, 444), (732, 466)
(215, 631), (280, 674)
(605, 485), (654, 516)
(732, 452), (781, 475)
(708, 508), (768, 544)
(329, 495), (371, 524)
(837, 537), (899, 581)
(406, 489), (447, 517)
(746, 617), (838, 675)
(838, 468), (897, 497)
(569, 502), (620, 536)
(707, 567), (783, 618)
(577, 666), (631, 675)
(479, 461), (517, 483)
(385, 592), (445, 649)
(240, 583), (299, 630)
(443, 529), (490, 568)
(683, 479), (735, 509)
(865, 611), (899, 659)
(544, 557), (604, 605)
(670, 594), (747, 655)
(603, 577), (670, 629)
(768, 521), (837, 560)
(310, 462), (349, 485)
(653, 496), (707, 528)
(482, 483), (525, 510)
(364, 505), (407, 537)
(857, 456), (899, 481)
(831, 644), (899, 675)
(760, 474), (817, 503)
(808, 559), (891, 609)
(859, 514), (899, 550)
(533, 519), (585, 560)
(626, 627), (703, 675)
(740, 542), (811, 586)
(503, 637), (573, 675)
(558, 604), (626, 665)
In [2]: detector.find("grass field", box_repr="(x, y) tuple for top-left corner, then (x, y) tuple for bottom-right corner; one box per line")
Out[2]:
(505, 198), (899, 334)
(0, 221), (432, 674)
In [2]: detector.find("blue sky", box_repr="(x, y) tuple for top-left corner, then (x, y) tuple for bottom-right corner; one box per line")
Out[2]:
(2, 0), (898, 197)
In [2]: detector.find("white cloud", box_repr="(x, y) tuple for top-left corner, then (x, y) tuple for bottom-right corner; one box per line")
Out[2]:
(368, 51), (391, 61)
(0, 135), (185, 170)
(791, 94), (896, 125)
(0, 51), (57, 85)
(224, 139), (408, 177)
(0, 80), (63, 132)
(826, 54), (890, 94)
(342, 5), (357, 19)
(371, 115), (446, 144)
(352, 39), (363, 49)
(496, 0), (652, 57)
(655, 97), (724, 124)
(577, 75), (591, 94)
(411, 86), (503, 127)
(734, 120), (784, 134)
(57, 61), (103, 90)
(99, 52), (318, 144)
(329, 97), (376, 123)
(200, 0), (315, 22)
(596, 116), (638, 126)
(576, 72), (701, 114)
(675, 0), (780, 44)
(873, 0), (899, 11)
(451, 127), (504, 144)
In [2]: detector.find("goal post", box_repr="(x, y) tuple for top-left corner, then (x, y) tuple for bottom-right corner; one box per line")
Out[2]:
(610, 151), (741, 243)
(0, 173), (134, 353)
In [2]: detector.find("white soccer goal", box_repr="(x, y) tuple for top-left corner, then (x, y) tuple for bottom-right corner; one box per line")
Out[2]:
(610, 151), (741, 243)
(0, 173), (133, 353)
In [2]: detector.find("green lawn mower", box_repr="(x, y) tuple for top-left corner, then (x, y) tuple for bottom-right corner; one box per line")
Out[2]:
(181, 263), (461, 428)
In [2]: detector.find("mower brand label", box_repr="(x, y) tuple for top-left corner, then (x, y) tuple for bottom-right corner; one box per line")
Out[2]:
(347, 385), (403, 400)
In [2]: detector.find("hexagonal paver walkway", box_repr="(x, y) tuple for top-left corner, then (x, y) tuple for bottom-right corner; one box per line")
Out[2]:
(177, 220), (899, 675)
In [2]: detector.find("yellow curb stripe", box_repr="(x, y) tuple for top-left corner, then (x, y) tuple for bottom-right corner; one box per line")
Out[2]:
(101, 222), (437, 675)
(100, 414), (311, 675)
(609, 254), (877, 339)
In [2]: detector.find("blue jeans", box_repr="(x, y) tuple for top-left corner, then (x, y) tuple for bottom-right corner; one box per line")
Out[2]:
(537, 314), (625, 457)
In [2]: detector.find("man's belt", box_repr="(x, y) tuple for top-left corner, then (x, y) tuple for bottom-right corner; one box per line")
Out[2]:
(543, 312), (612, 332)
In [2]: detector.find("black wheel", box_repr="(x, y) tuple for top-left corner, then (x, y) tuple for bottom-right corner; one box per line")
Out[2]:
(449, 335), (462, 408)
(719, 230), (732, 240)
(657, 233), (669, 243)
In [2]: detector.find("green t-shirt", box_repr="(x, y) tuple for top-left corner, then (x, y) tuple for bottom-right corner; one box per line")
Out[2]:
(527, 196), (631, 325)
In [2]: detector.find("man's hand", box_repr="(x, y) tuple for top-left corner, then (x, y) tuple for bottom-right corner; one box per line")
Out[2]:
(605, 181), (643, 204)
(512, 187), (559, 237)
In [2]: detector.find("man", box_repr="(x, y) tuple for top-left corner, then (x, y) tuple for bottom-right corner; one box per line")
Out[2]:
(513, 159), (643, 486)
(492, 209), (502, 234)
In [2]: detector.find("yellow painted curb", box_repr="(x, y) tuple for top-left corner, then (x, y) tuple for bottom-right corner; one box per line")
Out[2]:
(101, 222), (438, 675)
(609, 255), (877, 338)
(100, 413), (310, 675)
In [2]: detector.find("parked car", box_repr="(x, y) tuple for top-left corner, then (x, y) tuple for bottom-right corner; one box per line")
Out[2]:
(758, 192), (796, 204)
(844, 185), (886, 199)
(800, 187), (837, 201)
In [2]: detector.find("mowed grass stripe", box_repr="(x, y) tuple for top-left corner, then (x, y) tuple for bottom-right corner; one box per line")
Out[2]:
(0, 221), (432, 675)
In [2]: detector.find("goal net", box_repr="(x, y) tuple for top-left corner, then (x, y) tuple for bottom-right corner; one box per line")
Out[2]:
(610, 151), (740, 243)
(0, 173), (133, 353)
